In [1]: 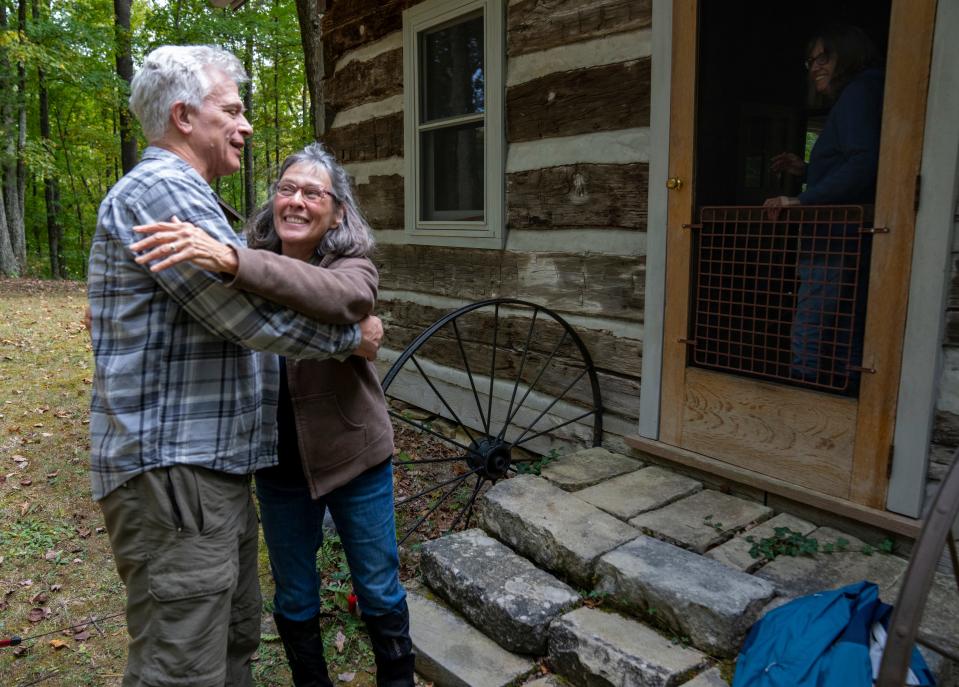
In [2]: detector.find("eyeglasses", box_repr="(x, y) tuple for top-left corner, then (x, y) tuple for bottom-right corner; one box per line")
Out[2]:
(803, 51), (830, 71)
(276, 181), (338, 203)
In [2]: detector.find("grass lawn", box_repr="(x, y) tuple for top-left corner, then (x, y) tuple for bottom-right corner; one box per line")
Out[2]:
(0, 279), (382, 687)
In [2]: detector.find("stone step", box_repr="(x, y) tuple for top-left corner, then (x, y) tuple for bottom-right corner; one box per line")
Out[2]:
(540, 447), (644, 491)
(753, 526), (907, 600)
(594, 535), (775, 657)
(407, 590), (535, 687)
(629, 489), (774, 554)
(574, 465), (703, 520)
(548, 606), (708, 687)
(420, 528), (581, 654)
(705, 512), (816, 573)
(683, 667), (730, 686)
(478, 474), (641, 587)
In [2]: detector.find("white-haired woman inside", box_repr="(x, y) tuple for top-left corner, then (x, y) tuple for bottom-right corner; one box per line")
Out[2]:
(130, 143), (413, 687)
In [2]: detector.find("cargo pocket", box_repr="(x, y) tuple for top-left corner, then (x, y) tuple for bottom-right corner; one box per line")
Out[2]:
(143, 559), (237, 687)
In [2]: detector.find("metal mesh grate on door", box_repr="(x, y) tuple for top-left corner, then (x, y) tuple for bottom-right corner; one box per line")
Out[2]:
(686, 205), (870, 393)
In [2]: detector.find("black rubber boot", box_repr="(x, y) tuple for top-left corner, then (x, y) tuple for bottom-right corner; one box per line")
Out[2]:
(363, 600), (416, 687)
(273, 612), (334, 687)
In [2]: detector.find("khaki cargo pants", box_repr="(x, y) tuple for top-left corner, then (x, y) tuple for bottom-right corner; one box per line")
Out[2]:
(100, 466), (261, 687)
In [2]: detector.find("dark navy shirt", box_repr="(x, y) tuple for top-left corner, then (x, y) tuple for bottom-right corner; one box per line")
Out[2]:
(799, 68), (884, 205)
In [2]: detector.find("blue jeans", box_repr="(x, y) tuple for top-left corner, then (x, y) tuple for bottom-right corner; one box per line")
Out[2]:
(791, 253), (859, 386)
(255, 459), (406, 622)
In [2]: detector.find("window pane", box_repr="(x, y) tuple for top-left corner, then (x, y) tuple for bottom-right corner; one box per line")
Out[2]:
(420, 122), (484, 221)
(420, 13), (484, 122)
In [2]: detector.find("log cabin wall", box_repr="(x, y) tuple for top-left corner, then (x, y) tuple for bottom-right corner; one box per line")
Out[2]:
(321, 0), (651, 451)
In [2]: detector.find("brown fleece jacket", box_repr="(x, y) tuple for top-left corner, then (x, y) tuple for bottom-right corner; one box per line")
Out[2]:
(229, 247), (394, 499)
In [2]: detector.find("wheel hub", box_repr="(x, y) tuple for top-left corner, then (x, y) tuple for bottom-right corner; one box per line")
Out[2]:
(466, 436), (512, 480)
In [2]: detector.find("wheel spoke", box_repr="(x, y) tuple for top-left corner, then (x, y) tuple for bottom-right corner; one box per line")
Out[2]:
(451, 319), (489, 435)
(513, 409), (597, 448)
(394, 465), (482, 508)
(447, 474), (485, 533)
(398, 473), (475, 546)
(501, 308), (539, 442)
(388, 409), (471, 452)
(393, 454), (470, 467)
(486, 302), (500, 436)
(410, 355), (479, 445)
(512, 367), (588, 446)
(498, 330), (569, 441)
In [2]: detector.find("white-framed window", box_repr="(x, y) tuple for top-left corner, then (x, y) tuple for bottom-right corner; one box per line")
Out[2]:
(402, 0), (504, 248)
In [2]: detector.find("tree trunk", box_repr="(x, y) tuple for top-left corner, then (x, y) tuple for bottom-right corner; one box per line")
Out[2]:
(0, 1), (23, 276)
(293, 0), (326, 140)
(34, 0), (64, 278)
(243, 25), (254, 217)
(114, 0), (137, 174)
(11, 0), (27, 270)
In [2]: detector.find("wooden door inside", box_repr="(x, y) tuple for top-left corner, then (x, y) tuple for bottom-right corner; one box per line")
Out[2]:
(659, 0), (937, 508)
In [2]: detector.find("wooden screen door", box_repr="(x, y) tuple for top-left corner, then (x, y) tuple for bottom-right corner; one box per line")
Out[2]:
(658, 0), (937, 508)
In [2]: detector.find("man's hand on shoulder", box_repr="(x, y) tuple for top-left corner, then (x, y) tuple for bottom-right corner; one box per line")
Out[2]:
(355, 315), (383, 361)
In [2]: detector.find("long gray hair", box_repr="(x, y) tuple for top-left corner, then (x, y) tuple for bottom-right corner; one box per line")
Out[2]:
(130, 45), (247, 143)
(246, 143), (375, 258)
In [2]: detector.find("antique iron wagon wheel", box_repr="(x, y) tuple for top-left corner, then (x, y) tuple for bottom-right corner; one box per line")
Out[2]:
(876, 447), (959, 685)
(382, 298), (603, 545)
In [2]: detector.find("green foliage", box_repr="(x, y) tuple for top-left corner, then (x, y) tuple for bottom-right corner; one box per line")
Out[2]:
(514, 448), (561, 476)
(0, 517), (72, 558)
(746, 527), (896, 562)
(6, 0), (316, 278)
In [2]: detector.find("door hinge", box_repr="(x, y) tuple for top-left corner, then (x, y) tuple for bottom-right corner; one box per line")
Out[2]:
(914, 174), (922, 213)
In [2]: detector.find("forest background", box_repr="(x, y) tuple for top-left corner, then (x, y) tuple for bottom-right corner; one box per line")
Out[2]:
(0, 0), (324, 280)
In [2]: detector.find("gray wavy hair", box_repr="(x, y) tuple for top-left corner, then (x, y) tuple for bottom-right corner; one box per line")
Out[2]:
(246, 143), (375, 258)
(129, 45), (248, 142)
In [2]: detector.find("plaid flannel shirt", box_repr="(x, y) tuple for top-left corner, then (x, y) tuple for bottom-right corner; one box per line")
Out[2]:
(87, 147), (360, 500)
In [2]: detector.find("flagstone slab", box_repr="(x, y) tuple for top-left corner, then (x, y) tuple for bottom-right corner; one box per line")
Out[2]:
(595, 535), (775, 657)
(629, 490), (774, 554)
(420, 529), (580, 654)
(754, 527), (907, 599)
(478, 475), (640, 587)
(683, 667), (730, 686)
(548, 607), (707, 687)
(918, 570), (959, 659)
(705, 513), (816, 572)
(407, 591), (535, 687)
(574, 466), (703, 521)
(539, 447), (643, 491)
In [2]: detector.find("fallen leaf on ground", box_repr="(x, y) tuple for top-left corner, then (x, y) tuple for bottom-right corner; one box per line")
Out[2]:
(46, 471), (59, 479)
(337, 672), (355, 683)
(50, 584), (61, 592)
(73, 630), (91, 642)
(29, 591), (48, 604)
(19, 478), (32, 486)
(27, 607), (50, 623)
(49, 638), (68, 649)
(12, 645), (28, 656)
(334, 629), (346, 653)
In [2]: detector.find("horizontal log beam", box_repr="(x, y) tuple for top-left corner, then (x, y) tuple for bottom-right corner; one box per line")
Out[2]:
(323, 111), (403, 163)
(507, 59), (651, 142)
(507, 0), (651, 56)
(327, 48), (403, 111)
(508, 163), (648, 230)
(374, 244), (645, 316)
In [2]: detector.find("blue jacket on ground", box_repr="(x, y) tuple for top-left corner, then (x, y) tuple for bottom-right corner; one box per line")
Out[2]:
(733, 580), (934, 686)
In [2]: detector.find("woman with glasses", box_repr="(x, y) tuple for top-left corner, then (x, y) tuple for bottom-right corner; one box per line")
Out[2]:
(130, 143), (413, 687)
(764, 25), (883, 389)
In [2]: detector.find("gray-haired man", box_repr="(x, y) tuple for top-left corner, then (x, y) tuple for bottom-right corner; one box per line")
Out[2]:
(88, 45), (381, 686)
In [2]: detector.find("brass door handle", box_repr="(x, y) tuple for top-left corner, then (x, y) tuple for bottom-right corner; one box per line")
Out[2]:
(666, 177), (684, 191)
